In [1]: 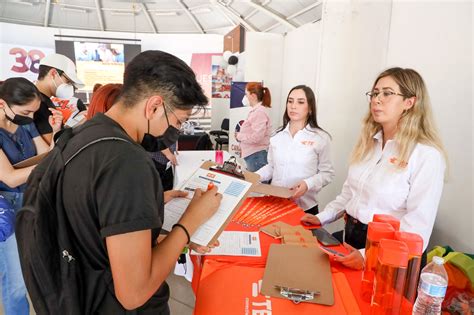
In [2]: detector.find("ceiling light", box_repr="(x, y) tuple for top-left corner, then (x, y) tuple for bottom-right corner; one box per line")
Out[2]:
(111, 11), (137, 16)
(61, 7), (88, 14)
(154, 11), (180, 16)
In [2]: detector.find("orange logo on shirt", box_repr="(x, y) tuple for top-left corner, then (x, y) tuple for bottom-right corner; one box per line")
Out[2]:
(301, 140), (314, 146)
(389, 157), (408, 168)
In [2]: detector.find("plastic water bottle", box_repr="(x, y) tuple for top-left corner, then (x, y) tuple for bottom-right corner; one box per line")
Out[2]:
(412, 256), (448, 315)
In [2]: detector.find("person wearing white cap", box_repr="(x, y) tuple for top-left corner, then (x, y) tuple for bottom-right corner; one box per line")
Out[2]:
(35, 53), (84, 144)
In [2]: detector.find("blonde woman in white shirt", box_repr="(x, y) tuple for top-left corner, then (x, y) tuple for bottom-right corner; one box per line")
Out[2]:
(301, 68), (447, 269)
(256, 85), (335, 215)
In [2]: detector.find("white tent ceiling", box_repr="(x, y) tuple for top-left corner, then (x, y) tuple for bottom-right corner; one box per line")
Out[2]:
(0, 0), (322, 35)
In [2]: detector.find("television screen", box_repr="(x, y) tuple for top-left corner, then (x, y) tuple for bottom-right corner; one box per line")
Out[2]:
(73, 42), (125, 91)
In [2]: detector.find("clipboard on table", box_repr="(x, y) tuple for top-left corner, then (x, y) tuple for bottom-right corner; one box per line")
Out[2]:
(163, 158), (260, 246)
(261, 244), (334, 305)
(13, 152), (48, 169)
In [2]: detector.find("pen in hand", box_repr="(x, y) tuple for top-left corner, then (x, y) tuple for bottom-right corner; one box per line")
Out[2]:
(207, 182), (215, 191)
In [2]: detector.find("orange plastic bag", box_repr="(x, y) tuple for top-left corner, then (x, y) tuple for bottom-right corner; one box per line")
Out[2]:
(428, 246), (474, 314)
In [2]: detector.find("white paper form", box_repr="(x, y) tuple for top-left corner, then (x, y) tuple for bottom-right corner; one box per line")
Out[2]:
(191, 231), (262, 257)
(163, 168), (252, 246)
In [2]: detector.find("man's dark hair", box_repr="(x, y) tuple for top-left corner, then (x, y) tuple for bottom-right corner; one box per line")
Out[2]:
(37, 65), (63, 80)
(0, 77), (41, 106)
(118, 50), (208, 110)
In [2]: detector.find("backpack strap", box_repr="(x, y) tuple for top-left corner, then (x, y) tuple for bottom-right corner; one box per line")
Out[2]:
(56, 121), (134, 165)
(55, 128), (75, 150)
(65, 137), (130, 165)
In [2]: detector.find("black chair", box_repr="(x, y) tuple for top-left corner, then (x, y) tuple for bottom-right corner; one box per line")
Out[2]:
(178, 133), (214, 150)
(209, 118), (229, 150)
(194, 133), (213, 150)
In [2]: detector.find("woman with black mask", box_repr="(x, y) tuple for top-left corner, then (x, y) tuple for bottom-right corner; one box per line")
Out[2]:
(0, 77), (62, 315)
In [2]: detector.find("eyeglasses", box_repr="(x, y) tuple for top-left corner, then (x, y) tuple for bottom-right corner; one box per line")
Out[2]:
(365, 90), (406, 102)
(164, 105), (187, 128)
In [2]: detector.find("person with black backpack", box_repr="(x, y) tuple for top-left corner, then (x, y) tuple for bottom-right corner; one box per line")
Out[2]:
(0, 77), (62, 315)
(16, 50), (222, 314)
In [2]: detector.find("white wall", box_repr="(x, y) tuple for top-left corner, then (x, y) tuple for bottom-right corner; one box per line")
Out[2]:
(244, 32), (284, 130)
(315, 0), (393, 226)
(386, 1), (473, 253)
(280, 22), (321, 126)
(310, 0), (473, 252)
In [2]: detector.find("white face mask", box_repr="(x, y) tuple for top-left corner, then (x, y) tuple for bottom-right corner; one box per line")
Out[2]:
(242, 95), (250, 107)
(52, 75), (74, 99)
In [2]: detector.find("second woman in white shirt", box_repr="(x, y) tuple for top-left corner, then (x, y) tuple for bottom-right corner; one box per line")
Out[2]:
(301, 67), (447, 269)
(256, 85), (334, 214)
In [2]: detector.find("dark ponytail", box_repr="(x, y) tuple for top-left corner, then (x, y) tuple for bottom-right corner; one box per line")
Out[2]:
(0, 77), (40, 106)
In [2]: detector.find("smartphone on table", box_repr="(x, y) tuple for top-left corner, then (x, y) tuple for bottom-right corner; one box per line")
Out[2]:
(319, 245), (346, 258)
(310, 227), (341, 246)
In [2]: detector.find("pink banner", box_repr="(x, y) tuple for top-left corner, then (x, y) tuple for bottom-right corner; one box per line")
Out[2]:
(190, 53), (221, 99)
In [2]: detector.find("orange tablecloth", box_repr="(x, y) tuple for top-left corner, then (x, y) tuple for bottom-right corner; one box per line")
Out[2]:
(191, 208), (371, 315)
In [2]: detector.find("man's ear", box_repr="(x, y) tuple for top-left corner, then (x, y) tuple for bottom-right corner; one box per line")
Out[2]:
(48, 68), (58, 79)
(0, 99), (5, 109)
(144, 95), (164, 120)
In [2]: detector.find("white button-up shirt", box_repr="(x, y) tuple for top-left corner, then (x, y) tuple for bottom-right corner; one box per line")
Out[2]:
(317, 131), (445, 251)
(256, 124), (335, 211)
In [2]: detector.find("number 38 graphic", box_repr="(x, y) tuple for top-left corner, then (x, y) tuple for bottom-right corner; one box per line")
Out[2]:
(9, 48), (45, 74)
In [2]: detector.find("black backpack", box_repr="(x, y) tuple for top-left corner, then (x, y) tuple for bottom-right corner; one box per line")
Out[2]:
(15, 126), (130, 315)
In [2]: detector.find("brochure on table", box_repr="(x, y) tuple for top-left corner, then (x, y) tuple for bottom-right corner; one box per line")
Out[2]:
(191, 231), (262, 257)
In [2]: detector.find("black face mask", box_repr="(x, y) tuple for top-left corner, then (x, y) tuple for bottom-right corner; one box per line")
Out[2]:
(160, 125), (180, 148)
(140, 106), (181, 152)
(3, 104), (34, 125)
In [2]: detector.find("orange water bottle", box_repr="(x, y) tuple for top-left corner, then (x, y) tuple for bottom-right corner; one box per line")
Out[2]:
(373, 214), (400, 231)
(370, 239), (409, 315)
(361, 222), (395, 302)
(394, 231), (423, 314)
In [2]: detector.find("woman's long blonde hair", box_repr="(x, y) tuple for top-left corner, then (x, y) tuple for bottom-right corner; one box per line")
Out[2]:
(351, 67), (447, 168)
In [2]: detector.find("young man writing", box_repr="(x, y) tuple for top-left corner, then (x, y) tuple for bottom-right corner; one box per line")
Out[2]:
(33, 50), (221, 313)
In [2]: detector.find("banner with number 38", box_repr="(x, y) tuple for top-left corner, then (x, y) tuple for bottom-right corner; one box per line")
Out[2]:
(0, 43), (54, 81)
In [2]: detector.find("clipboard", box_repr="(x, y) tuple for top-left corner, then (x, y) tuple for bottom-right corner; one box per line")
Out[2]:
(251, 183), (293, 199)
(13, 152), (48, 169)
(209, 156), (292, 199)
(261, 244), (334, 305)
(200, 160), (260, 245)
(163, 159), (260, 246)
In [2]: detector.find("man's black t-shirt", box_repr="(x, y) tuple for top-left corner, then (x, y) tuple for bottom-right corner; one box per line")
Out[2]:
(35, 93), (87, 134)
(62, 113), (169, 314)
(76, 98), (87, 112)
(34, 92), (55, 135)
